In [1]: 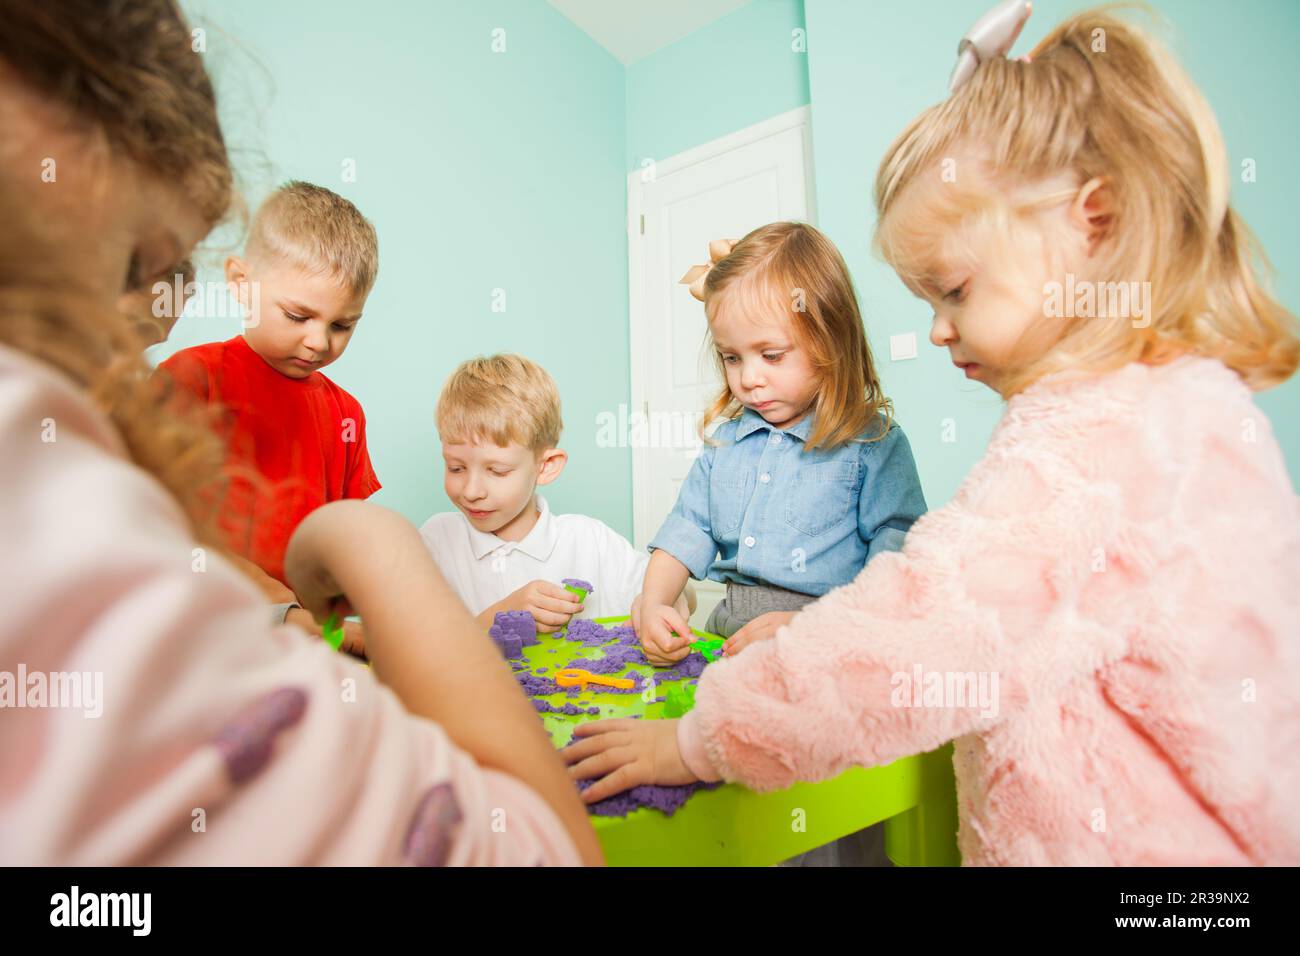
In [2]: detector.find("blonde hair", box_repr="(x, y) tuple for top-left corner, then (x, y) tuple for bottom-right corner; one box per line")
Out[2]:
(699, 221), (891, 450)
(246, 180), (379, 296)
(874, 5), (1299, 395)
(0, 0), (234, 551)
(436, 354), (563, 452)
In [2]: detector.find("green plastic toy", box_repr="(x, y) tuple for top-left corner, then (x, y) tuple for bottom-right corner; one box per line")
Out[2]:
(663, 682), (697, 718)
(690, 636), (724, 662)
(561, 579), (591, 603)
(321, 613), (345, 652)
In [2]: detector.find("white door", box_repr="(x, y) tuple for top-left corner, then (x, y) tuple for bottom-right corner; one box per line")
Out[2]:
(627, 106), (816, 627)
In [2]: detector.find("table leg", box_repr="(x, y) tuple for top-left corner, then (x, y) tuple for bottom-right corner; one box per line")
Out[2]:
(883, 743), (961, 866)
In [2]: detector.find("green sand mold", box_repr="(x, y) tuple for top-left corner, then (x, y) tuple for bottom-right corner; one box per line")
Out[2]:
(322, 613), (345, 651)
(689, 636), (724, 662)
(663, 682), (697, 718)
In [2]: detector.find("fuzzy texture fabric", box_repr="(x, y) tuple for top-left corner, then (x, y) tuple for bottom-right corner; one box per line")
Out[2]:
(679, 357), (1300, 866)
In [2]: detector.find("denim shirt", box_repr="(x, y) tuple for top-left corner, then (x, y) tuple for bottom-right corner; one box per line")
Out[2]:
(648, 408), (927, 597)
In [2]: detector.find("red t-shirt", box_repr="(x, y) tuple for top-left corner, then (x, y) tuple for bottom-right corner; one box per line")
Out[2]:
(157, 335), (381, 586)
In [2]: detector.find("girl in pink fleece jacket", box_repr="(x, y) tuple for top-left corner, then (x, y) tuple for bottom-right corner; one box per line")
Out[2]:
(0, 0), (599, 866)
(566, 8), (1300, 865)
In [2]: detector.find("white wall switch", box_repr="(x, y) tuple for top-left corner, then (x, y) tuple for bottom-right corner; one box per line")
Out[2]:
(889, 332), (918, 361)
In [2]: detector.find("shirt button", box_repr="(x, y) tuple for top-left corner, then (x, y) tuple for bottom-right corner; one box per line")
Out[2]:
(769, 433), (781, 445)
(744, 535), (756, 547)
(760, 473), (771, 483)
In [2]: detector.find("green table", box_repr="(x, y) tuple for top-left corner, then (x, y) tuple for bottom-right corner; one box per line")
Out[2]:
(527, 616), (960, 867)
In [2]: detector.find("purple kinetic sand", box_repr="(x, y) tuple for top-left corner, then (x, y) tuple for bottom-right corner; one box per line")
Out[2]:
(563, 729), (719, 817)
(654, 652), (708, 682)
(611, 625), (640, 647)
(573, 777), (720, 818)
(564, 618), (611, 647)
(491, 610), (538, 647)
(494, 634), (523, 659)
(562, 655), (625, 676)
(536, 667), (548, 673)
(562, 578), (594, 593)
(603, 643), (645, 667)
(515, 673), (559, 697)
(586, 707), (600, 715)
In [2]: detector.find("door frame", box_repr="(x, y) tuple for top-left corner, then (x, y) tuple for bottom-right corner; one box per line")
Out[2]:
(626, 104), (816, 550)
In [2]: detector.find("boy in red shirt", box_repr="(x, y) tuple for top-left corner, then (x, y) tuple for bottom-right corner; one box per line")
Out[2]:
(158, 182), (380, 649)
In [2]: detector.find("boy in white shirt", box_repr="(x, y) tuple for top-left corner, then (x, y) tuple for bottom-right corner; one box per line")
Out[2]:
(420, 354), (694, 632)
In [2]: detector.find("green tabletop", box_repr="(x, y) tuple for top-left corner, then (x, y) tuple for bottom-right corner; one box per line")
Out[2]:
(525, 615), (960, 866)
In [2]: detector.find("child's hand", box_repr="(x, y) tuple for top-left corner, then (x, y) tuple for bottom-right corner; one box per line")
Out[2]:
(639, 603), (693, 664)
(284, 607), (368, 658)
(563, 718), (697, 803)
(340, 619), (367, 659)
(510, 580), (584, 633)
(722, 610), (796, 657)
(630, 593), (693, 646)
(630, 593), (644, 635)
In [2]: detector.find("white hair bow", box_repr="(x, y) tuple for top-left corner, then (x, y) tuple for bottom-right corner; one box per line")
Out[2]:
(949, 0), (1034, 92)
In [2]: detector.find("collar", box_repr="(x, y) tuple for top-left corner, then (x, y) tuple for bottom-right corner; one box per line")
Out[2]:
(733, 406), (814, 443)
(467, 495), (559, 562)
(229, 334), (324, 389)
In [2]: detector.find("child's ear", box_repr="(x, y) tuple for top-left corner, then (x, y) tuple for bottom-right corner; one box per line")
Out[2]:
(1069, 177), (1114, 255)
(535, 448), (567, 486)
(225, 256), (251, 305)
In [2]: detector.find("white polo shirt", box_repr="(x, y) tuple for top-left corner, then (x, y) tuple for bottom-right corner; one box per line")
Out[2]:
(417, 495), (650, 619)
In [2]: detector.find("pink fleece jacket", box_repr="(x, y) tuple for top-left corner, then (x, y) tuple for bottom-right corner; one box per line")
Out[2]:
(679, 356), (1300, 865)
(0, 343), (579, 865)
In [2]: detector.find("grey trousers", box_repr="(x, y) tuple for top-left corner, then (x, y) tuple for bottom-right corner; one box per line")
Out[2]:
(704, 580), (893, 868)
(704, 580), (818, 638)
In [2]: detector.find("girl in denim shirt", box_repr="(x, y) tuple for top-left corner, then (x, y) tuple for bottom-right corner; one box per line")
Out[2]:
(636, 222), (927, 662)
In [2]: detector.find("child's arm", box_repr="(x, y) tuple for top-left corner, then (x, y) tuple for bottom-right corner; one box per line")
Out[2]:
(2, 353), (596, 866)
(682, 581), (698, 615)
(287, 501), (603, 865)
(598, 523), (695, 621)
(571, 446), (1101, 798)
(674, 454), (1096, 792)
(858, 423), (928, 561)
(635, 442), (719, 660)
(636, 549), (695, 663)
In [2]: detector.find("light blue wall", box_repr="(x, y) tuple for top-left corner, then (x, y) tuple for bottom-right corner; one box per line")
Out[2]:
(805, 0), (1300, 504)
(626, 0), (809, 170)
(164, 0), (633, 533)
(159, 0), (1297, 542)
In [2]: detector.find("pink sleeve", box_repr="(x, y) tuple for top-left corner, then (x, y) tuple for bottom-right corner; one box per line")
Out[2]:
(681, 424), (1108, 792)
(0, 345), (577, 865)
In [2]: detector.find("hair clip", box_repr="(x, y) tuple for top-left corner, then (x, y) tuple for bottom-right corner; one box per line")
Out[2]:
(679, 238), (738, 302)
(949, 0), (1033, 92)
